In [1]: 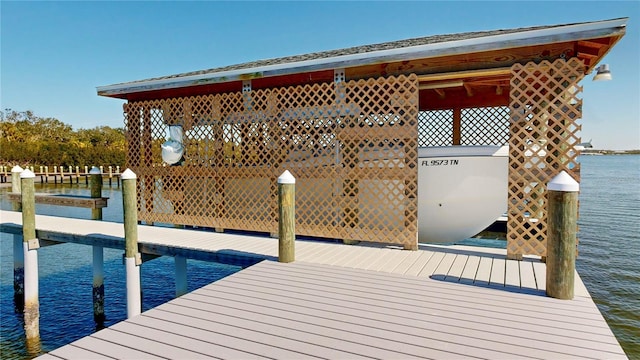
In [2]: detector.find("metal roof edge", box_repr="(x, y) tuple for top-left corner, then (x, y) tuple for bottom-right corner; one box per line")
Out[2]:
(97, 18), (627, 97)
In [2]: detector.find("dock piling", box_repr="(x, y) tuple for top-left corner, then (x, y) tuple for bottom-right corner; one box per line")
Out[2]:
(278, 170), (295, 263)
(11, 166), (23, 212)
(12, 163), (25, 307)
(546, 171), (579, 300)
(12, 166), (24, 309)
(90, 167), (103, 221)
(122, 169), (141, 317)
(89, 167), (105, 323)
(175, 256), (188, 297)
(21, 169), (40, 341)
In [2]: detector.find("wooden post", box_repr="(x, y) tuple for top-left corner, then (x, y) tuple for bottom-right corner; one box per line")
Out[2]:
(11, 165), (23, 211)
(90, 167), (103, 221)
(546, 171), (579, 300)
(89, 166), (105, 323)
(122, 168), (141, 318)
(12, 166), (25, 308)
(175, 256), (187, 297)
(21, 169), (40, 341)
(453, 107), (462, 145)
(278, 170), (295, 263)
(13, 233), (24, 310)
(45, 166), (49, 183)
(108, 166), (113, 186)
(92, 246), (105, 323)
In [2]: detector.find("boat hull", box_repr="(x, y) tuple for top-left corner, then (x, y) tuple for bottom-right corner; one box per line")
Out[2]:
(418, 146), (508, 243)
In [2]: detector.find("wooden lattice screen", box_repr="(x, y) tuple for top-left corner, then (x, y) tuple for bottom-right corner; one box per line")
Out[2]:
(418, 107), (510, 147)
(507, 58), (584, 257)
(123, 75), (419, 249)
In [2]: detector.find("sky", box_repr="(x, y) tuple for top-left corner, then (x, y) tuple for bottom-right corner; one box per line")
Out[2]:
(1, 1), (639, 150)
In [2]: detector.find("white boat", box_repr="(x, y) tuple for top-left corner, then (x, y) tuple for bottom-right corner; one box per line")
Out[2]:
(418, 145), (508, 243)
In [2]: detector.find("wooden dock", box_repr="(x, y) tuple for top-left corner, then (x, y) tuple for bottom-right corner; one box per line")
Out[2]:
(0, 210), (627, 359)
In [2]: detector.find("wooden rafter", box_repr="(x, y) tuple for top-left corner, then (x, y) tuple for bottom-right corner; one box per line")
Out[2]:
(463, 83), (474, 97)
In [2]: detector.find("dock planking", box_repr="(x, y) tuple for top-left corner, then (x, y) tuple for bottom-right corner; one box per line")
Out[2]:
(40, 261), (626, 359)
(0, 210), (627, 359)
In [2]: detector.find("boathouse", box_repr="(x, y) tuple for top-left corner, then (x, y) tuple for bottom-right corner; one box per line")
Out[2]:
(97, 18), (626, 258)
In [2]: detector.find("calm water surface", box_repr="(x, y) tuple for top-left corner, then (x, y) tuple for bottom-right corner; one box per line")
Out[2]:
(0, 183), (241, 359)
(575, 155), (639, 358)
(1, 155), (639, 358)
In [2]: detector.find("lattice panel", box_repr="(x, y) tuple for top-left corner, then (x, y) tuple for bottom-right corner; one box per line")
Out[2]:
(418, 110), (453, 146)
(507, 58), (584, 257)
(461, 106), (510, 145)
(123, 75), (419, 248)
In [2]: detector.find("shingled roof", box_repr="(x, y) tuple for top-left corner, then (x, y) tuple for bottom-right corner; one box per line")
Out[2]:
(142, 26), (553, 83)
(98, 18), (627, 98)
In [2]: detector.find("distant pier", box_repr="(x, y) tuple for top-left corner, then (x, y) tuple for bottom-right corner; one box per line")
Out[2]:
(0, 166), (122, 186)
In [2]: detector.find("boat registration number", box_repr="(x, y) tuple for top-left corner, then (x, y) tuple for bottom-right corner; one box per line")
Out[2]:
(421, 159), (459, 166)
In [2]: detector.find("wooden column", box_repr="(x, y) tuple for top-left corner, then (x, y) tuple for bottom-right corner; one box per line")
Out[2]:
(453, 107), (462, 145)
(546, 171), (579, 300)
(122, 169), (142, 317)
(21, 169), (40, 341)
(278, 170), (295, 263)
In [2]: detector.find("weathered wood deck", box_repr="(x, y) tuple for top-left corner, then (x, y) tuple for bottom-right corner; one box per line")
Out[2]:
(0, 210), (627, 359)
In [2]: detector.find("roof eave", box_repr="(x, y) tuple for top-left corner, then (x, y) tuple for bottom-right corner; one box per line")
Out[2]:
(97, 18), (627, 99)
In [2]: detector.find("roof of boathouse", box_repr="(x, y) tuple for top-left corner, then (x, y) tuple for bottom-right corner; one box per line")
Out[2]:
(97, 18), (627, 100)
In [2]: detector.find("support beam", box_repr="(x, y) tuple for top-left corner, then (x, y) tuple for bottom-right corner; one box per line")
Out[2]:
(453, 108), (462, 145)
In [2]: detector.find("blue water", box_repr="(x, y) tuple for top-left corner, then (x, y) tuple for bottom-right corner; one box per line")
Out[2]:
(575, 155), (640, 358)
(0, 183), (242, 359)
(1, 155), (639, 359)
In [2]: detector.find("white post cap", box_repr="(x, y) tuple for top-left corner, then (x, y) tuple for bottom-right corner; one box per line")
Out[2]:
(120, 168), (137, 180)
(89, 166), (102, 175)
(548, 171), (579, 192)
(20, 169), (36, 179)
(11, 165), (24, 173)
(278, 170), (295, 184)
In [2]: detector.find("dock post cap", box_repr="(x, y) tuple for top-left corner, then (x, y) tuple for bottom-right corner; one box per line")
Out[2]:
(20, 169), (36, 179)
(278, 170), (296, 184)
(548, 171), (579, 192)
(11, 165), (24, 173)
(89, 166), (102, 175)
(120, 168), (137, 180)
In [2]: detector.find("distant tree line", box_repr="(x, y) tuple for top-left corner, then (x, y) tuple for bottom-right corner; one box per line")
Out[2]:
(0, 109), (125, 167)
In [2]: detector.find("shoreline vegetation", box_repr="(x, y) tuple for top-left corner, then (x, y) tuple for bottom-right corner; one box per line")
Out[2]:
(0, 109), (125, 167)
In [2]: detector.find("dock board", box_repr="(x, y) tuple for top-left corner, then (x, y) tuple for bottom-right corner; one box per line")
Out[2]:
(0, 210), (627, 359)
(40, 261), (627, 360)
(0, 210), (591, 295)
